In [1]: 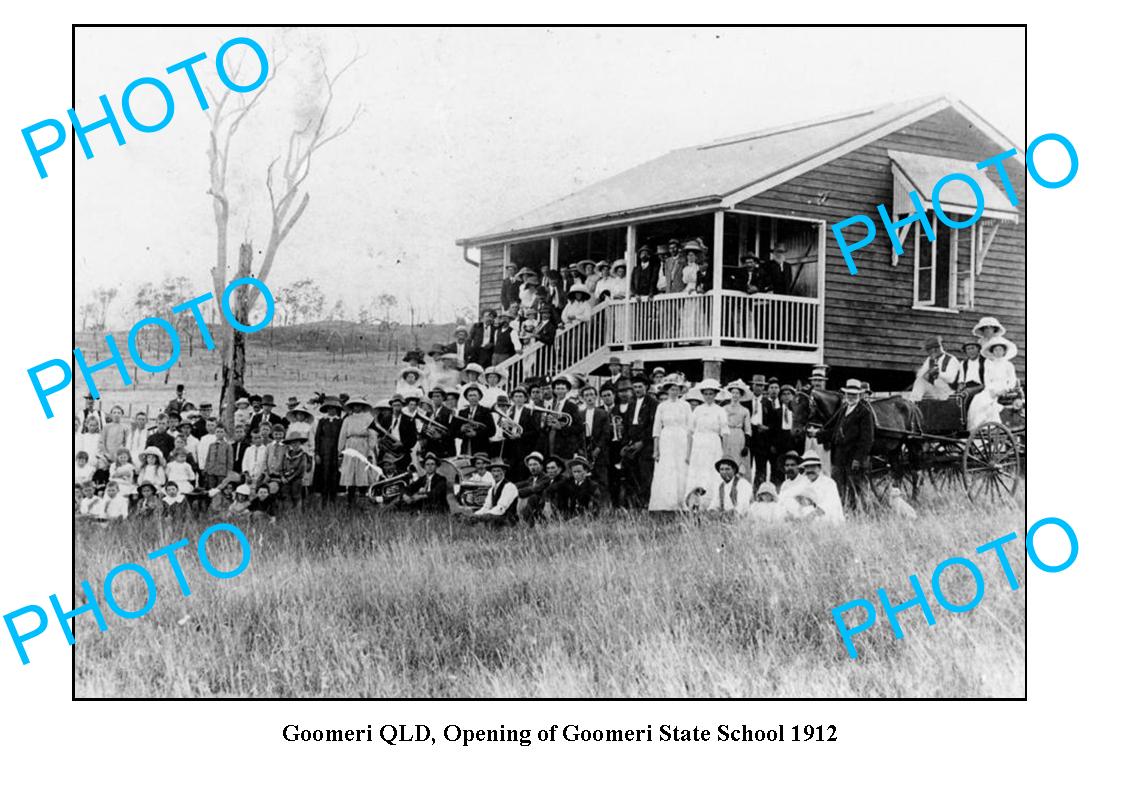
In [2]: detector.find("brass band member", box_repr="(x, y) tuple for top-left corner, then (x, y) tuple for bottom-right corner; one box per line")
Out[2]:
(578, 385), (610, 486)
(454, 384), (496, 458)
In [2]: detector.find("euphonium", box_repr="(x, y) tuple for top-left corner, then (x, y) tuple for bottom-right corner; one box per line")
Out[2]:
(491, 409), (524, 439)
(527, 404), (573, 427)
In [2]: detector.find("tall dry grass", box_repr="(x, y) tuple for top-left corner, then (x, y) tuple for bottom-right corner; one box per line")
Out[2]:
(74, 490), (1025, 698)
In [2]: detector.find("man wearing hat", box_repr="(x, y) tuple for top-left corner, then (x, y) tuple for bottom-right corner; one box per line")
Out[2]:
(401, 453), (449, 513)
(631, 244), (659, 298)
(956, 340), (985, 389)
(619, 374), (657, 508)
(822, 378), (875, 509)
(313, 395), (344, 506)
(909, 337), (960, 400)
(249, 394), (286, 435)
(165, 384), (188, 418)
(422, 388), (459, 460)
(490, 310), (522, 366)
(781, 451), (844, 524)
(444, 325), (472, 367)
(553, 455), (606, 518)
(766, 242), (794, 295)
(664, 239), (685, 293)
(515, 451), (550, 522)
(540, 375), (582, 459)
(468, 458), (520, 524)
(455, 383), (496, 458)
(500, 263), (521, 310)
(500, 386), (538, 480)
(807, 365), (830, 394)
(469, 309), (499, 366)
(777, 449), (808, 500)
(603, 356), (626, 388)
(706, 457), (752, 515)
(769, 384), (800, 488)
(191, 401), (215, 439)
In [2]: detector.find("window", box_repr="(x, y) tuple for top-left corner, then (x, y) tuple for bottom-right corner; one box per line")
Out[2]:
(913, 211), (974, 311)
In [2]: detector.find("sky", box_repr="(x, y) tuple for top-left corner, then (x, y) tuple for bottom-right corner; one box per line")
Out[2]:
(75, 26), (1025, 326)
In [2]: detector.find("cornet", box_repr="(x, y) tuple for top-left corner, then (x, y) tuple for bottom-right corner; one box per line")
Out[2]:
(610, 413), (625, 442)
(527, 404), (573, 428)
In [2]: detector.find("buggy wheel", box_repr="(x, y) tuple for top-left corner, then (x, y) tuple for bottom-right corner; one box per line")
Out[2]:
(963, 422), (1020, 501)
(866, 451), (919, 506)
(923, 439), (966, 494)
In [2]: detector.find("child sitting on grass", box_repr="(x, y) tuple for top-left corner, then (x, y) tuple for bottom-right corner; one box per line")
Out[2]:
(162, 481), (190, 524)
(134, 481), (163, 521)
(249, 484), (277, 523)
(108, 448), (137, 499)
(103, 481), (130, 522)
(137, 447), (167, 490)
(166, 448), (196, 495)
(75, 451), (95, 484)
(228, 484), (253, 518)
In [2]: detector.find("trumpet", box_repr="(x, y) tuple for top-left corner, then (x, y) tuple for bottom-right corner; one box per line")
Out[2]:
(452, 412), (489, 436)
(527, 404), (573, 428)
(415, 411), (451, 440)
(610, 413), (624, 442)
(491, 409), (524, 440)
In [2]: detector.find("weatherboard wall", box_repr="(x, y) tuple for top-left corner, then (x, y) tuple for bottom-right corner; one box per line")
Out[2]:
(736, 107), (1026, 380)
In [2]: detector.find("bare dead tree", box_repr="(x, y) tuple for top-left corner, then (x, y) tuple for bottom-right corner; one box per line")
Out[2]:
(205, 43), (362, 429)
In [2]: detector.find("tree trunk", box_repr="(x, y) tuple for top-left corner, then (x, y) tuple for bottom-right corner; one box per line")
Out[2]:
(219, 242), (254, 430)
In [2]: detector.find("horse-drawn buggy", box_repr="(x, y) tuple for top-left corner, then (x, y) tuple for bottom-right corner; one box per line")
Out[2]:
(794, 387), (1025, 504)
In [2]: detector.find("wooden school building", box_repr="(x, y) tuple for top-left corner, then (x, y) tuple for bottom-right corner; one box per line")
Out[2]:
(456, 95), (1026, 387)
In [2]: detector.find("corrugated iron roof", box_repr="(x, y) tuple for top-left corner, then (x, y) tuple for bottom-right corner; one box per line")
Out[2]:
(459, 95), (960, 245)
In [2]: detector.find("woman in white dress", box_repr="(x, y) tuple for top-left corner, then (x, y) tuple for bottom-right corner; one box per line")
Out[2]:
(967, 336), (1018, 429)
(649, 381), (692, 511)
(686, 379), (729, 499)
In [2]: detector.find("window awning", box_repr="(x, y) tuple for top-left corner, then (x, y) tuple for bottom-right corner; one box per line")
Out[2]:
(888, 150), (1020, 223)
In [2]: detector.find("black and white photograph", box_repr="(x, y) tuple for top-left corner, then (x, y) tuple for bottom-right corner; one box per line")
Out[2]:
(70, 25), (1026, 698)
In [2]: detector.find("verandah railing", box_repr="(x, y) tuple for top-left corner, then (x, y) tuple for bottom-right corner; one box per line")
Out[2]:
(498, 291), (820, 383)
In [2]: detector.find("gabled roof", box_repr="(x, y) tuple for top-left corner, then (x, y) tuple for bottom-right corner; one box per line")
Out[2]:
(457, 94), (1020, 246)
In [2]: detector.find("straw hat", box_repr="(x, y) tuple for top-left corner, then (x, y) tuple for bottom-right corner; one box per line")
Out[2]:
(841, 378), (863, 394)
(345, 396), (373, 411)
(697, 378), (722, 393)
(981, 336), (1017, 361)
(972, 316), (1007, 337)
(141, 446), (165, 465)
(800, 451), (822, 468)
(399, 365), (423, 380)
(286, 404), (314, 422)
(567, 281), (592, 299)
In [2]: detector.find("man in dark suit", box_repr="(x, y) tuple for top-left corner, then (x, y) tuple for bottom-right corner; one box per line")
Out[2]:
(500, 386), (539, 481)
(542, 270), (567, 314)
(631, 245), (659, 298)
(516, 451), (551, 523)
(823, 378), (875, 508)
(536, 376), (577, 460)
(747, 375), (771, 488)
(771, 384), (799, 488)
(400, 453), (449, 513)
(760, 379), (784, 487)
(248, 395), (286, 435)
(423, 388), (460, 460)
(766, 242), (794, 295)
(619, 376), (657, 508)
(444, 326), (472, 367)
(577, 385), (611, 486)
(553, 455), (606, 518)
(468, 310), (499, 366)
(453, 384), (496, 458)
(499, 264), (520, 310)
(744, 256), (772, 294)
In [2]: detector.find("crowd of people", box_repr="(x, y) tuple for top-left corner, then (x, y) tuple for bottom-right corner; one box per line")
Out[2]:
(74, 314), (1020, 528)
(457, 237), (800, 363)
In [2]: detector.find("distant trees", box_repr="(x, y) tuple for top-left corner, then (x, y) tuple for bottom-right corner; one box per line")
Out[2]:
(276, 278), (326, 325)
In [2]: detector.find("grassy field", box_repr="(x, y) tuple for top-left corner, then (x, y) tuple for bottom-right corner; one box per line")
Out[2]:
(74, 490), (1026, 698)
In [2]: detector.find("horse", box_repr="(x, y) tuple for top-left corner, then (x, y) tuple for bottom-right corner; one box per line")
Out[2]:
(791, 389), (924, 496)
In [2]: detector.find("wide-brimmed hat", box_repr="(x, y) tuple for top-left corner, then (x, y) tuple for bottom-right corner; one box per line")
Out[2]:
(697, 378), (722, 393)
(462, 384), (484, 399)
(800, 451), (822, 468)
(483, 367), (504, 381)
(514, 267), (536, 280)
(524, 274), (541, 286)
(427, 386), (446, 398)
(544, 455), (567, 472)
(756, 481), (778, 498)
(402, 349), (424, 363)
(470, 452), (491, 465)
(319, 395), (343, 411)
(567, 454), (592, 471)
(551, 373), (576, 389)
(509, 385), (528, 398)
(841, 378), (863, 394)
(981, 336), (1017, 361)
(234, 396), (250, 406)
(725, 378), (750, 395)
(972, 316), (1007, 337)
(137, 480), (159, 496)
(286, 404), (314, 422)
(464, 363), (484, 375)
(567, 282), (592, 299)
(399, 365), (423, 379)
(345, 396), (373, 411)
(487, 458), (510, 471)
(684, 386), (704, 403)
(714, 457), (739, 473)
(611, 258), (627, 274)
(282, 428), (307, 444)
(961, 340), (982, 354)
(141, 446), (165, 465)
